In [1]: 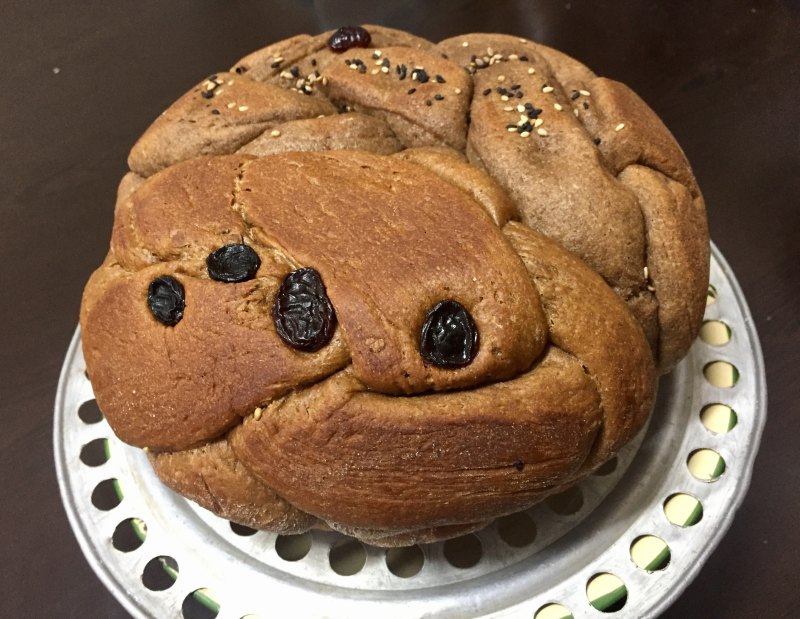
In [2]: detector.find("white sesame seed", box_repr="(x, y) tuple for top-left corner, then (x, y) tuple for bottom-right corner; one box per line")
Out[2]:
(520, 131), (531, 137)
(497, 75), (506, 82)
(647, 285), (656, 292)
(273, 56), (284, 63)
(296, 78), (304, 88)
(371, 68), (380, 75)
(534, 118), (544, 127)
(554, 102), (563, 111)
(579, 89), (591, 96)
(516, 104), (525, 113)
(280, 71), (292, 79)
(381, 66), (389, 73)
(542, 85), (554, 93)
(238, 105), (248, 111)
(322, 77), (328, 85)
(503, 106), (514, 111)
(215, 88), (224, 95)
(487, 47), (494, 56)
(574, 108), (580, 116)
(615, 122), (626, 131)
(374, 59), (383, 66)
(507, 126), (517, 132)
(349, 63), (358, 70)
(518, 38), (527, 43)
(518, 118), (527, 125)
(462, 41), (469, 47)
(270, 129), (281, 137)
(227, 80), (234, 86)
(509, 54), (519, 60)
(254, 407), (263, 420)
(644, 266), (649, 278)
(454, 88), (462, 94)
(227, 102), (235, 108)
(527, 67), (536, 74)
(537, 128), (549, 136)
(374, 50), (383, 57)
(501, 95), (510, 101)
(205, 81), (215, 90)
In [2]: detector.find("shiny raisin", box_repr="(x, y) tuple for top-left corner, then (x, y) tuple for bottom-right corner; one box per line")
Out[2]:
(147, 276), (185, 326)
(206, 243), (260, 283)
(273, 268), (336, 352)
(419, 300), (478, 368)
(327, 26), (372, 53)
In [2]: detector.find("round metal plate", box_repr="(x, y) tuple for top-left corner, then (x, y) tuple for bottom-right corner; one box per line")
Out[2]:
(54, 243), (766, 619)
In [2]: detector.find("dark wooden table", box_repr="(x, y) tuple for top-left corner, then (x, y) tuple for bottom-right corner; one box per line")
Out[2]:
(2, 1), (797, 617)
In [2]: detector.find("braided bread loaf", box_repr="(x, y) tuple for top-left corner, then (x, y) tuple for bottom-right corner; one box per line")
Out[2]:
(81, 26), (707, 546)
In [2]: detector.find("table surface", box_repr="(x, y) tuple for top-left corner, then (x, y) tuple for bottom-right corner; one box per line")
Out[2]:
(2, 1), (798, 617)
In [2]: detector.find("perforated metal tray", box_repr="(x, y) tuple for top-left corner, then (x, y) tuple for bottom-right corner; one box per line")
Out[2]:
(54, 243), (766, 619)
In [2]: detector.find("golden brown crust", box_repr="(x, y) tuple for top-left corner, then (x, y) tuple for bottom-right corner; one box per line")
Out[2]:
(81, 26), (709, 546)
(149, 438), (318, 533)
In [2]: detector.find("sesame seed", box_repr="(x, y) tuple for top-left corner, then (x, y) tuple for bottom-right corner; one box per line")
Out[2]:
(554, 102), (563, 111)
(583, 101), (589, 109)
(519, 55), (529, 61)
(509, 53), (519, 60)
(280, 70), (293, 79)
(270, 129), (281, 137)
(227, 102), (235, 108)
(254, 407), (263, 420)
(527, 67), (536, 75)
(434, 94), (444, 100)
(580, 89), (591, 96)
(515, 91), (523, 98)
(371, 68), (380, 75)
(594, 137), (601, 145)
(644, 266), (649, 278)
(415, 68), (430, 83)
(574, 108), (580, 117)
(382, 58), (390, 67)
(270, 61), (282, 68)
(273, 56), (284, 63)
(311, 58), (317, 66)
(501, 95), (510, 101)
(475, 58), (486, 68)
(215, 88), (224, 95)
(372, 50), (382, 58)
(534, 118), (544, 127)
(647, 284), (656, 292)
(454, 88), (462, 94)
(425, 99), (432, 106)
(518, 38), (527, 43)
(507, 126), (517, 132)
(615, 122), (626, 131)
(542, 85), (554, 93)
(537, 128), (548, 136)
(381, 66), (389, 73)
(349, 63), (358, 70)
(201, 90), (214, 99)
(407, 87), (416, 94)
(520, 131), (531, 137)
(436, 74), (446, 83)
(238, 105), (248, 111)
(487, 47), (495, 56)
(515, 104), (524, 112)
(571, 90), (580, 100)
(462, 41), (469, 47)
(290, 66), (300, 78)
(211, 109), (220, 115)
(322, 77), (328, 85)
(504, 106), (514, 111)
(234, 66), (246, 74)
(227, 80), (233, 86)
(483, 88), (491, 96)
(511, 84), (521, 91)
(497, 75), (506, 82)
(358, 64), (366, 74)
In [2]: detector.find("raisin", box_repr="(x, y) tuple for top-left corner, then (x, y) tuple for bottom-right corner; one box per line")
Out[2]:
(273, 268), (336, 352)
(147, 276), (184, 326)
(327, 26), (372, 53)
(206, 243), (260, 283)
(419, 300), (478, 368)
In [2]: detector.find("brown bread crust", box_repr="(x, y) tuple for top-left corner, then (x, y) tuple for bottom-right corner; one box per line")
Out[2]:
(81, 26), (707, 545)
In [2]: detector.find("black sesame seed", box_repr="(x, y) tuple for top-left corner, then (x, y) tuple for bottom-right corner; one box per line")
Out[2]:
(520, 121), (533, 132)
(594, 137), (601, 145)
(311, 58), (317, 67)
(425, 99), (432, 106)
(527, 107), (543, 119)
(372, 51), (380, 59)
(201, 90), (214, 99)
(434, 93), (444, 100)
(358, 64), (366, 73)
(407, 87), (416, 94)
(442, 53), (449, 59)
(515, 91), (523, 98)
(583, 102), (589, 109)
(496, 87), (507, 95)
(435, 74), (446, 83)
(290, 66), (300, 78)
(396, 64), (407, 80)
(270, 61), (282, 68)
(519, 55), (529, 61)
(381, 58), (390, 67)
(211, 109), (220, 115)
(571, 90), (580, 100)
(510, 84), (521, 91)
(482, 88), (491, 96)
(234, 66), (246, 74)
(524, 102), (534, 110)
(415, 68), (430, 83)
